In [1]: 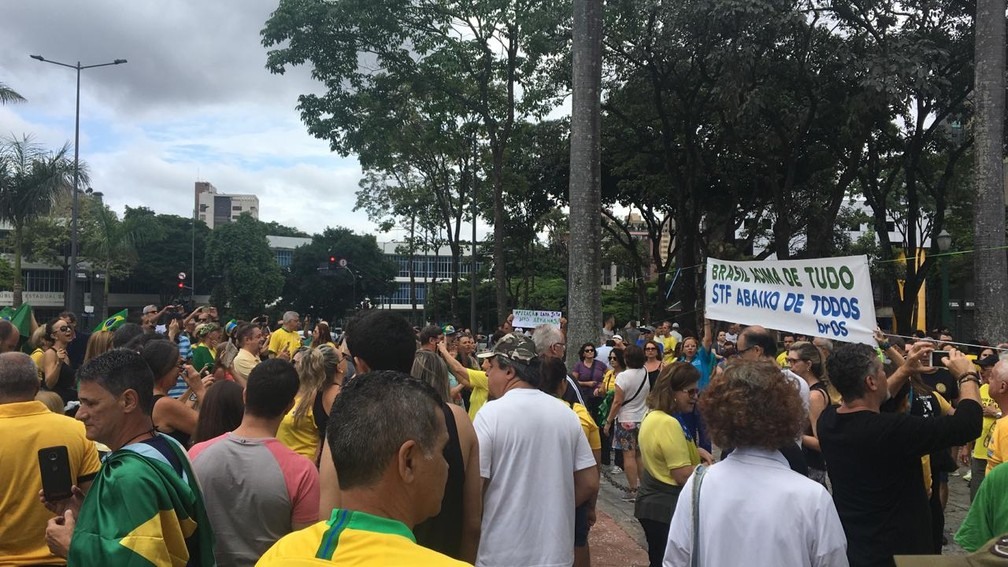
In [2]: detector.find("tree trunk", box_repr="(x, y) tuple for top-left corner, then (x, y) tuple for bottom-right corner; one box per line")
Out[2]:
(973, 0), (1008, 342)
(567, 0), (603, 365)
(12, 225), (23, 307)
(493, 146), (508, 326)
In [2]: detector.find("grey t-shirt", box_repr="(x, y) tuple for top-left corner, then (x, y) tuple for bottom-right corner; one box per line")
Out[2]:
(189, 433), (319, 566)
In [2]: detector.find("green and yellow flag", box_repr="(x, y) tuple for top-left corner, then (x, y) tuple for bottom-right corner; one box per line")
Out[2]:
(68, 439), (216, 566)
(94, 309), (129, 333)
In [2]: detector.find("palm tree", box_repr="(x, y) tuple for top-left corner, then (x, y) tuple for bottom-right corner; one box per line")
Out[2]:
(0, 135), (79, 306)
(0, 82), (26, 105)
(81, 200), (141, 318)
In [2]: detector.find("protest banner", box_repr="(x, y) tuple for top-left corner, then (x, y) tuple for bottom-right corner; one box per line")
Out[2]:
(705, 255), (877, 345)
(512, 309), (562, 329)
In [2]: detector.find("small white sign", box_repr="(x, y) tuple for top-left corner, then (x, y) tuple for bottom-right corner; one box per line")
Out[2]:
(512, 309), (562, 329)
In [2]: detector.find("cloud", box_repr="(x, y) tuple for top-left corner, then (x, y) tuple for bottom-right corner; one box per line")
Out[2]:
(0, 0), (375, 237)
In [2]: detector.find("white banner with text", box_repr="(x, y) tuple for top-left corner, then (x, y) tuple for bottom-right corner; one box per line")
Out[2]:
(512, 309), (562, 329)
(705, 255), (877, 345)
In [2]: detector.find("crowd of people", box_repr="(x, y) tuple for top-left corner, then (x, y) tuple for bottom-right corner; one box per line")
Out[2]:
(1, 304), (1007, 566)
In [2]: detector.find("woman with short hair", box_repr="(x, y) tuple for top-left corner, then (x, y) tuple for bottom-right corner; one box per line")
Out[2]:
(635, 362), (710, 567)
(664, 361), (847, 566)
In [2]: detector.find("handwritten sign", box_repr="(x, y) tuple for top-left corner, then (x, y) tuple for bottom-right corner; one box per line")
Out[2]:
(512, 309), (562, 329)
(705, 255), (877, 345)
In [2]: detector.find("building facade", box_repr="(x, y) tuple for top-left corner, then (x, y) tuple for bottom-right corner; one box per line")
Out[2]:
(195, 181), (259, 229)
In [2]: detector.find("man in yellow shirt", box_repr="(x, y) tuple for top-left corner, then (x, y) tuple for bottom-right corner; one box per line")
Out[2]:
(258, 371), (468, 566)
(0, 353), (101, 565)
(985, 360), (1008, 474)
(268, 311), (303, 359)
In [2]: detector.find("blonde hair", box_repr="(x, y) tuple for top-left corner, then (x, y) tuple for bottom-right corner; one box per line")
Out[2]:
(35, 390), (65, 413)
(293, 345), (341, 421)
(84, 330), (115, 363)
(411, 349), (451, 403)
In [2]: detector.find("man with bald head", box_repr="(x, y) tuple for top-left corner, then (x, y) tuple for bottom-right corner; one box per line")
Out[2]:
(0, 352), (100, 564)
(736, 325), (811, 474)
(982, 360), (1008, 473)
(0, 320), (20, 353)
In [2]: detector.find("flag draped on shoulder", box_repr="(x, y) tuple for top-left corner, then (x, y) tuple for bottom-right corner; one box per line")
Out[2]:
(68, 438), (215, 566)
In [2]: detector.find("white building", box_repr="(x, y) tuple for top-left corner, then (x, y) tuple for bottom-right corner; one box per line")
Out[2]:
(195, 181), (259, 229)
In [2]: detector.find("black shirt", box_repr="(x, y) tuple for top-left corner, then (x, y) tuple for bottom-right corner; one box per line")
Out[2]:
(817, 400), (981, 566)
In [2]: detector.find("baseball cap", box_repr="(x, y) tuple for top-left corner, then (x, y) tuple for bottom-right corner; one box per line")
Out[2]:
(895, 533), (1008, 565)
(443, 325), (458, 336)
(224, 319), (239, 337)
(612, 334), (624, 342)
(639, 325), (655, 333)
(477, 332), (537, 364)
(672, 322), (680, 329)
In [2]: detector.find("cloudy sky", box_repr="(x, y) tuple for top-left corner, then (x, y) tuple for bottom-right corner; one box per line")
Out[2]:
(0, 1), (388, 236)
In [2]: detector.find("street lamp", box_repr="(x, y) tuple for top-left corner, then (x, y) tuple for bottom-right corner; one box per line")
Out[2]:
(935, 229), (952, 328)
(30, 54), (127, 313)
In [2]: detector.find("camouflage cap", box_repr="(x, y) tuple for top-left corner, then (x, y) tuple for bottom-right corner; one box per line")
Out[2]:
(477, 332), (537, 364)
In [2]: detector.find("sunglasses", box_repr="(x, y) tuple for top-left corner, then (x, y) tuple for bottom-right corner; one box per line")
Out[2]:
(583, 348), (595, 353)
(786, 357), (804, 365)
(57, 326), (72, 333)
(681, 388), (699, 397)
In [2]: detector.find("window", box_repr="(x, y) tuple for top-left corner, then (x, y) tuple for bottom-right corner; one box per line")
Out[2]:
(22, 269), (64, 293)
(232, 205), (242, 211)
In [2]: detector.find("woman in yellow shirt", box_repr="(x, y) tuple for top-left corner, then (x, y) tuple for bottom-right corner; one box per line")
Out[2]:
(596, 348), (625, 468)
(636, 362), (712, 567)
(277, 345), (344, 461)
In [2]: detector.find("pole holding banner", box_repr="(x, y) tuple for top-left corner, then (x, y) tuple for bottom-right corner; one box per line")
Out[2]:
(705, 255), (877, 346)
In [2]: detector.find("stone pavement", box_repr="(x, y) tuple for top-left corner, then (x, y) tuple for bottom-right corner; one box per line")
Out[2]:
(589, 462), (978, 565)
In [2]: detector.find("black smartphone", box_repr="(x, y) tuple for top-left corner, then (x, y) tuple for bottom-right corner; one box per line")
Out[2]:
(930, 350), (949, 367)
(38, 446), (73, 501)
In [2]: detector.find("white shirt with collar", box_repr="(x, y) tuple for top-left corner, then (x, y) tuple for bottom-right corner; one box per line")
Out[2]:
(664, 447), (848, 567)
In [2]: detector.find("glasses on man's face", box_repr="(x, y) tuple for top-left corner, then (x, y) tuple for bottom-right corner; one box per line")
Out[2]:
(735, 345), (756, 357)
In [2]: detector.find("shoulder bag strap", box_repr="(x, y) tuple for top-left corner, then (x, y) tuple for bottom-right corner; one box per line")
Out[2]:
(691, 464), (708, 567)
(623, 370), (648, 406)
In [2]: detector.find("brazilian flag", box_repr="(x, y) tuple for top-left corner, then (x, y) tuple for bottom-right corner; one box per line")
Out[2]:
(94, 309), (129, 333)
(68, 438), (215, 566)
(1, 302), (32, 337)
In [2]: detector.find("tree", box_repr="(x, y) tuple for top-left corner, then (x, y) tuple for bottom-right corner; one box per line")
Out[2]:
(112, 208), (211, 302)
(281, 227), (397, 323)
(205, 214), (284, 319)
(0, 135), (77, 306)
(80, 199), (143, 314)
(262, 0), (571, 323)
(0, 82), (25, 105)
(972, 0), (1007, 342)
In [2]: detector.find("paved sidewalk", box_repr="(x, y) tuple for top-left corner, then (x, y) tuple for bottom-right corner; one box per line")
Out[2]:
(590, 467), (650, 566)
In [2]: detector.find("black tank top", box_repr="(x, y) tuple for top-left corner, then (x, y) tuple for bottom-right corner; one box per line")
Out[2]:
(43, 352), (78, 404)
(152, 394), (192, 448)
(803, 382), (829, 471)
(413, 402), (465, 559)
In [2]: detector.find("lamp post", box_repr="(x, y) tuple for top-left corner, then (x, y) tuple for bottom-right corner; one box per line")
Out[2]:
(30, 54), (127, 313)
(936, 229), (952, 329)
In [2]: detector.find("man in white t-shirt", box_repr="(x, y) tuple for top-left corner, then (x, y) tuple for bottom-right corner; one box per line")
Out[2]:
(474, 333), (599, 567)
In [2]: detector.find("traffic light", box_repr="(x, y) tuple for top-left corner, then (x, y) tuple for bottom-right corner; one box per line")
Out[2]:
(177, 271), (187, 290)
(178, 281), (184, 289)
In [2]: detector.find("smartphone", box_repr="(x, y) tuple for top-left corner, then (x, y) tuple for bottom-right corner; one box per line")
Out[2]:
(38, 446), (73, 501)
(929, 350), (949, 367)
